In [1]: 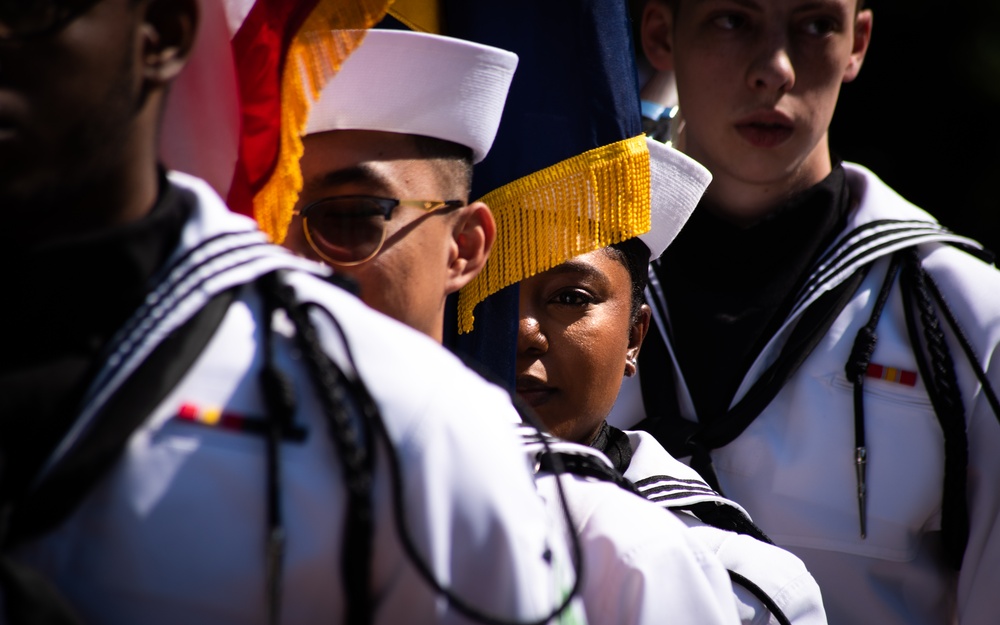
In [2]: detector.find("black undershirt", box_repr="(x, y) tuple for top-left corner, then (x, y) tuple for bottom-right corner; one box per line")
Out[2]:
(0, 173), (189, 502)
(656, 164), (851, 423)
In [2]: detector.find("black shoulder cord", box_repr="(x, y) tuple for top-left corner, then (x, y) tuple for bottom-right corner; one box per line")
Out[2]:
(727, 571), (793, 625)
(303, 302), (585, 625)
(536, 451), (641, 496)
(920, 261), (1000, 424)
(257, 277), (294, 625)
(899, 250), (970, 570)
(843, 253), (903, 539)
(681, 501), (774, 544)
(257, 272), (376, 625)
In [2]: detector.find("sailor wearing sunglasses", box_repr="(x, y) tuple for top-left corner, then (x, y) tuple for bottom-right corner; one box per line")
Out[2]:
(277, 29), (503, 344)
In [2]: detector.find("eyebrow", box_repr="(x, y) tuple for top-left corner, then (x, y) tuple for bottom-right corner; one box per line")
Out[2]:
(794, 0), (850, 12)
(301, 164), (395, 198)
(542, 259), (610, 285)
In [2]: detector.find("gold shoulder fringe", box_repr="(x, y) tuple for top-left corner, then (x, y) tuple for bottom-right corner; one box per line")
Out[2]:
(457, 134), (650, 334)
(254, 0), (395, 244)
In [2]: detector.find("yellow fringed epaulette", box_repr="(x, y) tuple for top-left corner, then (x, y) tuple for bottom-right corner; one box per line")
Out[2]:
(457, 134), (651, 334)
(253, 0), (395, 245)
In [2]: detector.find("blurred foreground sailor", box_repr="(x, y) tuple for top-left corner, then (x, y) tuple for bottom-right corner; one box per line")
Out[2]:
(0, 1), (582, 623)
(279, 25), (743, 625)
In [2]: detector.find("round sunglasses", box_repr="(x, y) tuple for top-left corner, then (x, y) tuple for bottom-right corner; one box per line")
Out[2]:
(295, 195), (464, 266)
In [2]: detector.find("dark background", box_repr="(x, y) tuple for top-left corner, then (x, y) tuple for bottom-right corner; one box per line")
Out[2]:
(832, 0), (1000, 257)
(629, 0), (1000, 258)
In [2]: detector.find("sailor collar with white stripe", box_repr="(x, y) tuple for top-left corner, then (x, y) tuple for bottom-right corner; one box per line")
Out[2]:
(716, 163), (984, 405)
(34, 172), (329, 484)
(517, 423), (752, 521)
(622, 430), (750, 517)
(787, 163), (984, 320)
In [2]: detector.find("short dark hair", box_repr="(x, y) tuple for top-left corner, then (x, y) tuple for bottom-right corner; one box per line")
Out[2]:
(604, 238), (651, 326)
(409, 134), (474, 198)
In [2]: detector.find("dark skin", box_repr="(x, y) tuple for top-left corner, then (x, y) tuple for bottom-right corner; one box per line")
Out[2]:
(516, 249), (651, 444)
(0, 0), (199, 248)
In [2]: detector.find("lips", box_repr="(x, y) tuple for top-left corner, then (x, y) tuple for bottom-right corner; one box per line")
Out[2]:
(735, 110), (793, 148)
(515, 376), (556, 408)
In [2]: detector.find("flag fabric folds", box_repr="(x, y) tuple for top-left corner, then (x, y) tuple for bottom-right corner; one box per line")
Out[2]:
(441, 0), (646, 390)
(162, 0), (398, 230)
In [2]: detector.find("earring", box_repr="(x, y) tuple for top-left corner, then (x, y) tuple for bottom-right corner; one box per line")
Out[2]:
(624, 358), (637, 377)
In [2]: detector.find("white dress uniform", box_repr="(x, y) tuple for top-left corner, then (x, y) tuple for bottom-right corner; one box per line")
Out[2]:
(639, 163), (1000, 624)
(519, 430), (742, 625)
(624, 429), (827, 625)
(5, 172), (585, 625)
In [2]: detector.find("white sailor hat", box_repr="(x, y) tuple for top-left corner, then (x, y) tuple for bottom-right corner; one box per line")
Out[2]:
(306, 29), (519, 164)
(640, 136), (712, 260)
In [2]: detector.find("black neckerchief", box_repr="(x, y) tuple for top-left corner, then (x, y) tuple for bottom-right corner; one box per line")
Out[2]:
(657, 164), (851, 423)
(0, 171), (189, 502)
(589, 420), (634, 474)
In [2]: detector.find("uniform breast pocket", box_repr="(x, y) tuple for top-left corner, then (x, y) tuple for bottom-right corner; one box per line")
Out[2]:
(820, 373), (943, 560)
(830, 370), (932, 409)
(719, 372), (945, 563)
(123, 401), (312, 517)
(153, 401), (308, 454)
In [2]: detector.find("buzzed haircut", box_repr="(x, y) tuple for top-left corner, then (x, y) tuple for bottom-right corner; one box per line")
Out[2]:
(409, 134), (474, 199)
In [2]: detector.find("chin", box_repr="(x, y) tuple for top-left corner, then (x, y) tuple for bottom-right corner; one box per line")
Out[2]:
(529, 408), (565, 438)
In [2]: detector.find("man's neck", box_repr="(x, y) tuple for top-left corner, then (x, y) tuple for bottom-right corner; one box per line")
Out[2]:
(6, 106), (161, 249)
(7, 163), (160, 250)
(697, 148), (834, 227)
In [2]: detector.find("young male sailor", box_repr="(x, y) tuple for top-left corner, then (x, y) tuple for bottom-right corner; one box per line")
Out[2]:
(0, 1), (584, 623)
(277, 26), (744, 625)
(633, 1), (1000, 622)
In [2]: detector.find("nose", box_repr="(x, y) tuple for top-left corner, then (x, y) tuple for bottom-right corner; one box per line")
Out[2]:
(517, 314), (548, 357)
(747, 33), (795, 94)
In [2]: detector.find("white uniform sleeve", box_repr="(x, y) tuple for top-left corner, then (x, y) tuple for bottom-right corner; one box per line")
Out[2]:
(305, 284), (587, 624)
(624, 429), (827, 625)
(678, 515), (828, 625)
(537, 474), (742, 625)
(960, 367), (1000, 625)
(925, 247), (1000, 625)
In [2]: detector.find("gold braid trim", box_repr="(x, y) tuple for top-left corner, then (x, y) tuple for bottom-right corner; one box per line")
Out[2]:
(457, 134), (651, 334)
(254, 0), (395, 244)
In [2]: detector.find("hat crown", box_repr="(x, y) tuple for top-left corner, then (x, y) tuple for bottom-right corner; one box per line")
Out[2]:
(306, 29), (518, 164)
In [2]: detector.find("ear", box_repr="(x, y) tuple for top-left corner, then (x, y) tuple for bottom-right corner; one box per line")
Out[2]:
(624, 303), (652, 377)
(444, 201), (496, 295)
(141, 0), (199, 85)
(641, 0), (676, 73)
(843, 9), (873, 83)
